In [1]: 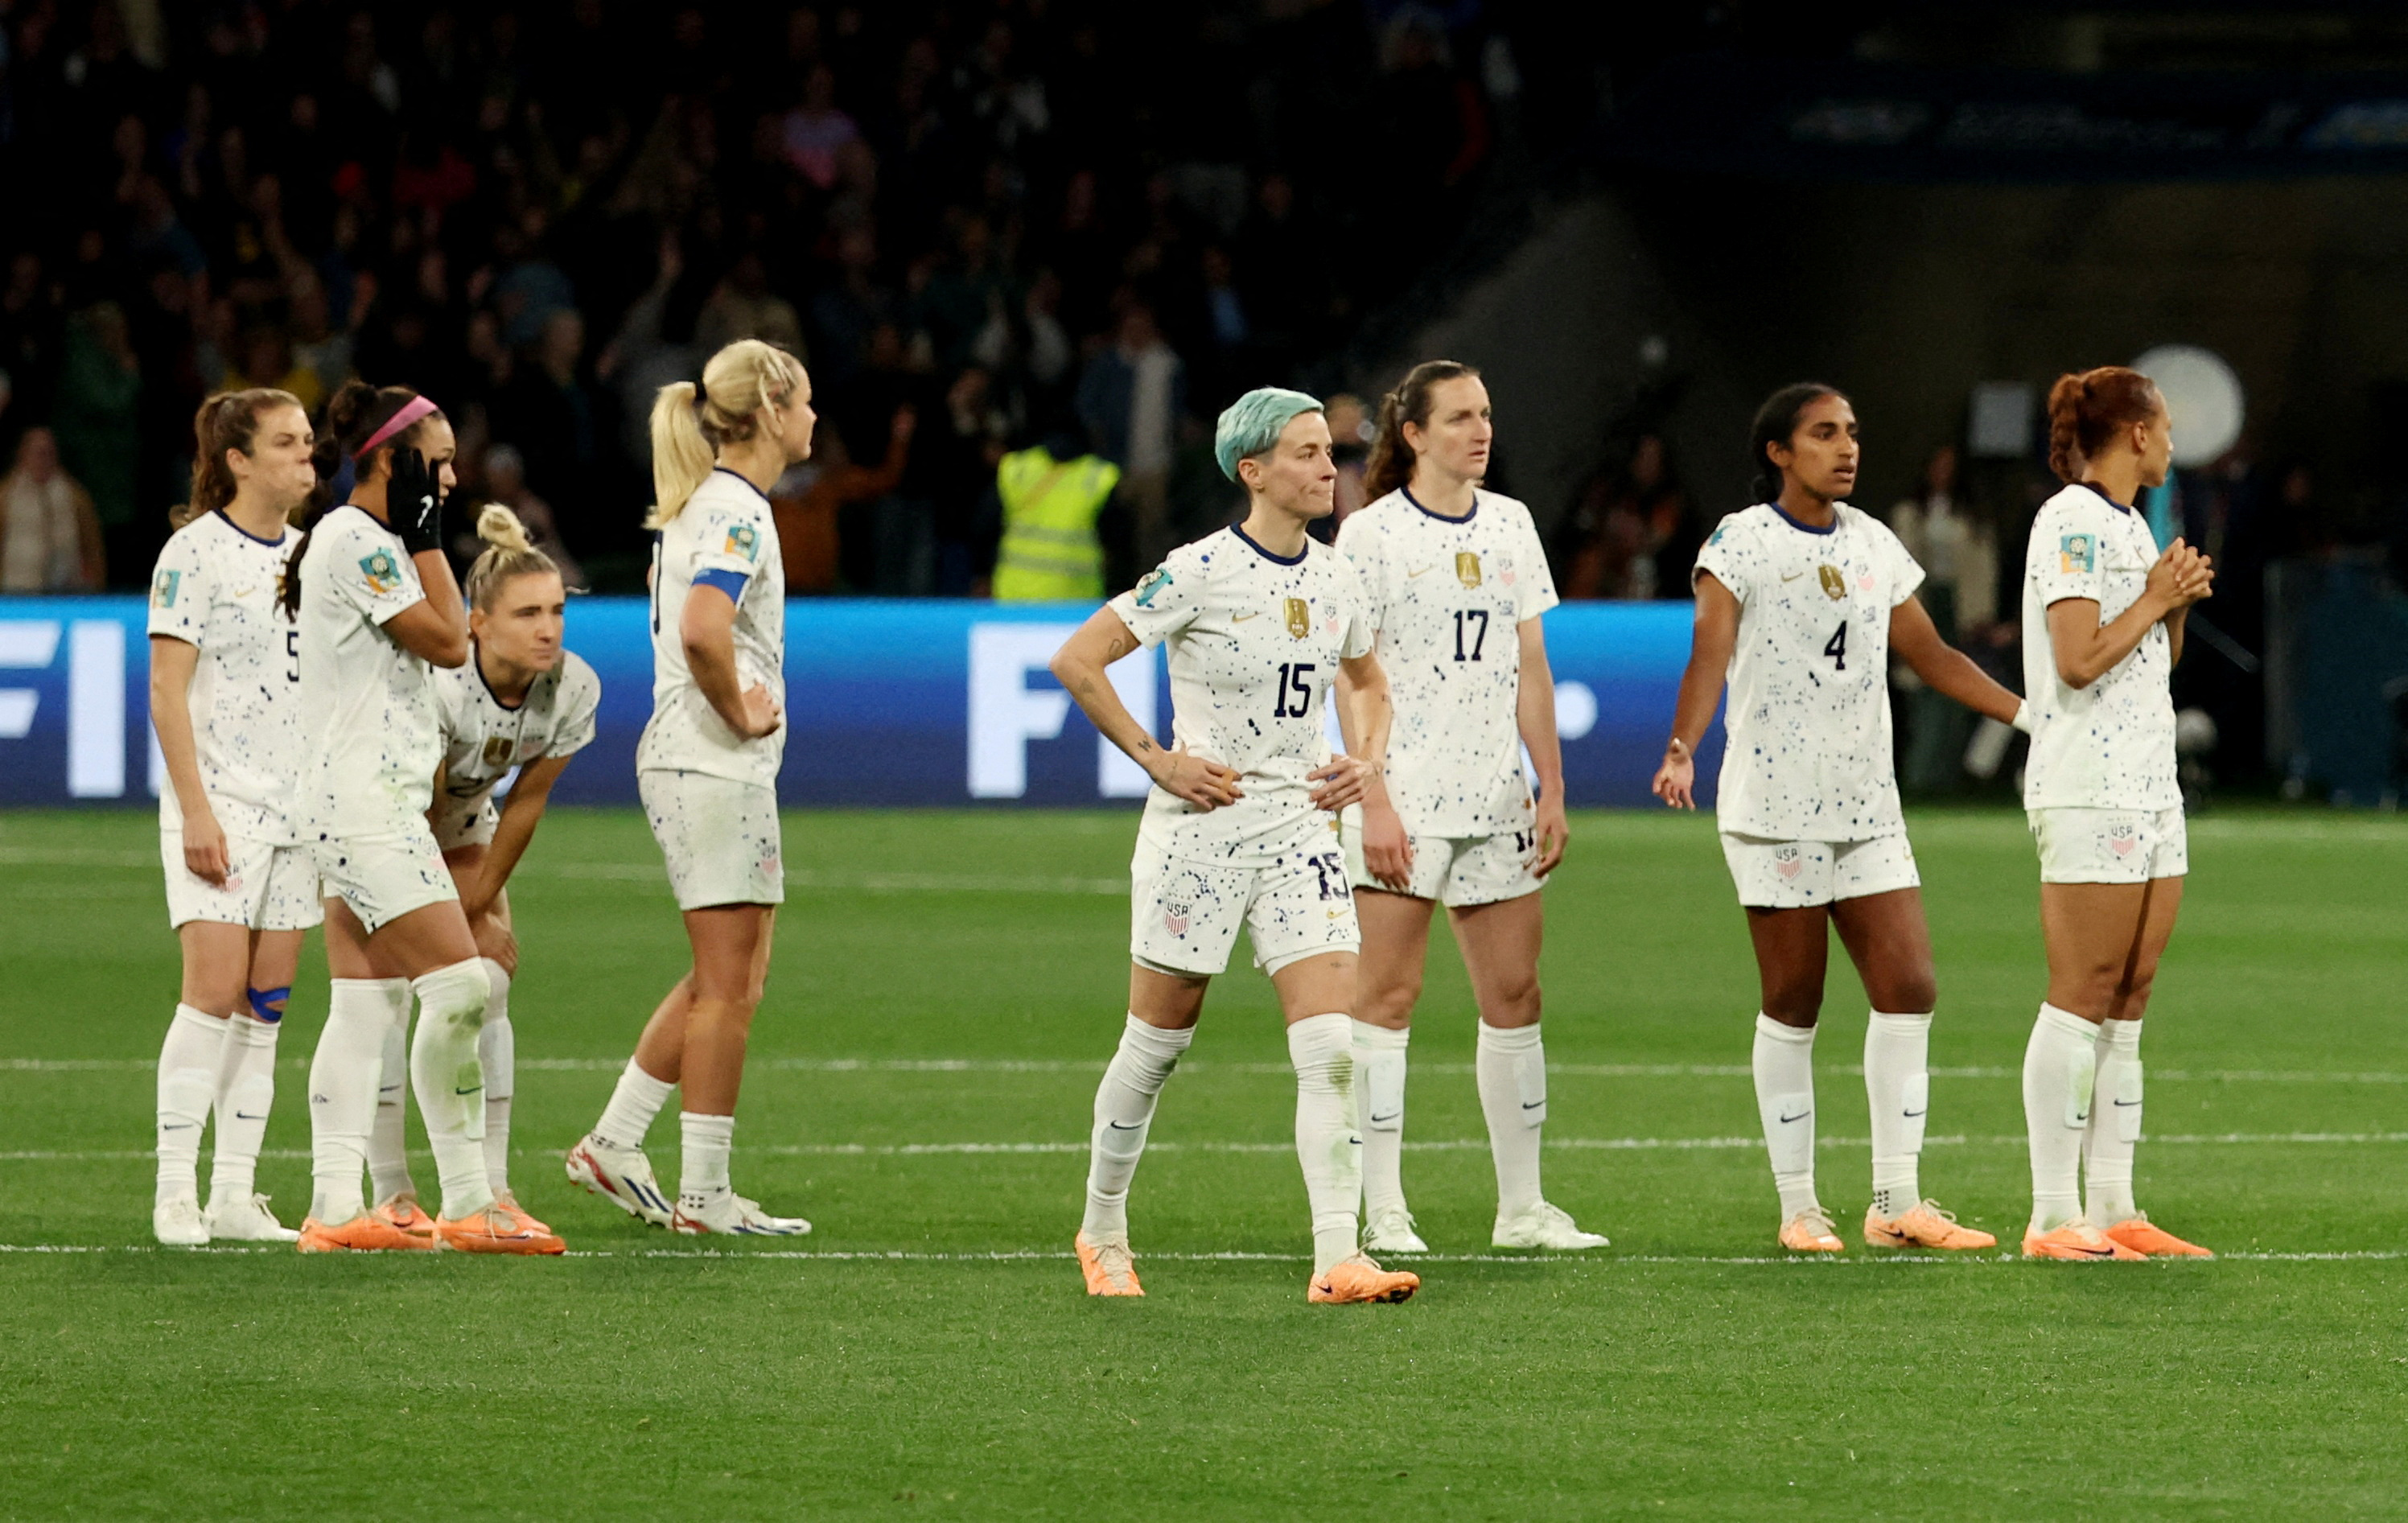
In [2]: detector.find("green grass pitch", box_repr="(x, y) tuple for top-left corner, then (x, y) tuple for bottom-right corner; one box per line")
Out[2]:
(1, 805), (2403, 1519)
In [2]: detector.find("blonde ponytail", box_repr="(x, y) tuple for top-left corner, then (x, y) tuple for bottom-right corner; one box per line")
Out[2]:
(644, 340), (809, 529)
(464, 502), (559, 609)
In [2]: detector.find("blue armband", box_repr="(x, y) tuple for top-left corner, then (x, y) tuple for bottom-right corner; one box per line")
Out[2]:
(692, 568), (751, 601)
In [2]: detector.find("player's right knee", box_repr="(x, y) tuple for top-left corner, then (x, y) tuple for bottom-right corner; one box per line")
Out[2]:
(1761, 985), (1821, 1027)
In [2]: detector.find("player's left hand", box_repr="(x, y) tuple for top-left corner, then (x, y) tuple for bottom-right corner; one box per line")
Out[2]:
(1360, 796), (1414, 891)
(1308, 754), (1376, 813)
(1530, 795), (1569, 878)
(1652, 739), (1696, 810)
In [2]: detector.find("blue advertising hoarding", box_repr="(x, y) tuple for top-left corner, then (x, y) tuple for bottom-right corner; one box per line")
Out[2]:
(0, 598), (1723, 809)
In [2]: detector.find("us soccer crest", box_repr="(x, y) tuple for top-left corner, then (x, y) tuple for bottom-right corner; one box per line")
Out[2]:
(1817, 564), (1846, 600)
(1455, 552), (1482, 587)
(359, 549), (402, 595)
(1284, 597), (1310, 638)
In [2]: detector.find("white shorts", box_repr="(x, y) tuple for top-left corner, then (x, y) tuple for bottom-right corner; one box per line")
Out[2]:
(2029, 806), (2188, 884)
(1339, 809), (1542, 908)
(1130, 818), (1359, 978)
(640, 769), (785, 911)
(1719, 832), (1920, 909)
(162, 829), (323, 932)
(310, 820), (456, 936)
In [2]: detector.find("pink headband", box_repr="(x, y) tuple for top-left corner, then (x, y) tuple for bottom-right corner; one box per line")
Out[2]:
(353, 395), (439, 459)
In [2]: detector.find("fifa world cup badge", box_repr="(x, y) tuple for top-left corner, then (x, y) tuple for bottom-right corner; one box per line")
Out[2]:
(1284, 597), (1311, 638)
(1455, 552), (1482, 587)
(151, 569), (179, 607)
(2060, 533), (2095, 574)
(359, 550), (402, 595)
(725, 523), (759, 561)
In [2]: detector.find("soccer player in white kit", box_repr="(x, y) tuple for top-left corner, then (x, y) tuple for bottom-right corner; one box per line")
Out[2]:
(1049, 387), (1420, 1305)
(145, 389), (321, 1245)
(566, 339), (813, 1237)
(286, 380), (560, 1254)
(2017, 367), (2216, 1262)
(1654, 385), (2030, 1253)
(360, 505), (598, 1240)
(1331, 360), (1606, 1254)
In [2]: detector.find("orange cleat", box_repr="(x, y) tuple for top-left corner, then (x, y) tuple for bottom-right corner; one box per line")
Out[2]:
(371, 1195), (436, 1244)
(296, 1214), (434, 1253)
(435, 1204), (566, 1256)
(2021, 1220), (2145, 1262)
(1309, 1255), (1418, 1304)
(494, 1192), (552, 1237)
(1779, 1207), (1845, 1253)
(1865, 1200), (1997, 1251)
(1075, 1231), (1143, 1297)
(2101, 1215), (2212, 1258)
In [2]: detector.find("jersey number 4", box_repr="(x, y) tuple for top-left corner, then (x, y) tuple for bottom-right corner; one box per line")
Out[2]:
(1271, 662), (1316, 718)
(1823, 620), (1848, 671)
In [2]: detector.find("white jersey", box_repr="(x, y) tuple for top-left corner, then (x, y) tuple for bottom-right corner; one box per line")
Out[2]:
(430, 648), (601, 845)
(1694, 502), (1924, 841)
(1110, 525), (1376, 867)
(146, 511), (304, 844)
(636, 468), (785, 788)
(1335, 487), (1558, 836)
(294, 504), (442, 835)
(2021, 484), (2179, 811)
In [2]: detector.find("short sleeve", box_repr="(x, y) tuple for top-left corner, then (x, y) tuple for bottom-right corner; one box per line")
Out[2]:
(1693, 512), (1751, 603)
(1336, 556), (1376, 660)
(548, 657), (601, 759)
(146, 533), (210, 644)
(1513, 511), (1559, 621)
(1332, 514), (1386, 633)
(1109, 548), (1203, 647)
(1876, 521), (1926, 608)
(329, 520), (426, 626)
(2030, 508), (2105, 609)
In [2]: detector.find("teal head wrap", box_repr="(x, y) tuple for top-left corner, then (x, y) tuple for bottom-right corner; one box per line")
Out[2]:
(1213, 386), (1323, 483)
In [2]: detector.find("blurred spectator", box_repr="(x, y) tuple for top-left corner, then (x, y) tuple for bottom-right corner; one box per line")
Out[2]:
(458, 443), (586, 593)
(53, 304), (144, 576)
(224, 324), (323, 414)
(696, 251), (805, 357)
(491, 309), (607, 558)
(990, 419), (1119, 603)
(0, 428), (107, 593)
(1558, 432), (1693, 599)
(780, 65), (859, 191)
(1889, 442), (2000, 792)
(1324, 393), (1373, 528)
(1076, 302), (1184, 568)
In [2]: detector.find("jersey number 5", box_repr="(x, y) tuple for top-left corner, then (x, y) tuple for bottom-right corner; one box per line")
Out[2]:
(1272, 662), (1315, 718)
(1823, 620), (1848, 671)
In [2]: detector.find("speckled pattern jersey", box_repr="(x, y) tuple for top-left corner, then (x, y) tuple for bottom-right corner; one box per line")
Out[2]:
(1333, 487), (1558, 838)
(638, 467), (785, 789)
(430, 648), (601, 850)
(2020, 483), (2180, 813)
(1693, 501), (1924, 842)
(293, 504), (442, 835)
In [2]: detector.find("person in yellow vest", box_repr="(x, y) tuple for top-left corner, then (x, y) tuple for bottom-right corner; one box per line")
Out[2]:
(990, 425), (1121, 601)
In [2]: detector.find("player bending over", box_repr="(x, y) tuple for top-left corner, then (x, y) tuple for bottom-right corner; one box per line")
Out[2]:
(1051, 386), (1418, 1305)
(2015, 368), (2214, 1262)
(1331, 360), (1605, 1253)
(360, 505), (598, 1241)
(1654, 384), (2028, 1254)
(566, 340), (813, 1236)
(286, 381), (559, 1253)
(146, 390), (321, 1245)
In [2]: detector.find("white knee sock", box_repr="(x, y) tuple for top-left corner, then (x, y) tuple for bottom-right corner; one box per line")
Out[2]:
(1476, 1020), (1546, 1219)
(408, 958), (494, 1220)
(367, 984), (417, 1205)
(1288, 1012), (1362, 1276)
(1863, 1008), (1933, 1220)
(477, 960), (513, 1198)
(680, 1112), (735, 1200)
(595, 1058), (676, 1149)
(155, 1005), (227, 1206)
(2084, 1018), (2144, 1227)
(207, 1012), (281, 1203)
(1350, 1020), (1411, 1219)
(310, 979), (401, 1225)
(1752, 1013), (1819, 1219)
(2023, 1002), (2098, 1233)
(1081, 1014), (1194, 1243)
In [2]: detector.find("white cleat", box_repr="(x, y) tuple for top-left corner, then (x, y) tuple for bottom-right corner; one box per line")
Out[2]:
(204, 1192), (300, 1243)
(564, 1134), (675, 1228)
(670, 1188), (813, 1237)
(1362, 1204), (1430, 1254)
(153, 1196), (208, 1247)
(1492, 1200), (1609, 1250)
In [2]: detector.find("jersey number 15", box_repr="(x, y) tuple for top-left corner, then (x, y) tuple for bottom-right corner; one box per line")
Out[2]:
(1271, 662), (1315, 718)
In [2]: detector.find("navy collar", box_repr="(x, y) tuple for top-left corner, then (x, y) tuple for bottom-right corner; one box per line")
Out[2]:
(2078, 481), (2136, 515)
(471, 639), (533, 712)
(1765, 500), (1839, 537)
(212, 508), (290, 547)
(1401, 485), (1477, 524)
(712, 465), (774, 506)
(1230, 521), (1308, 566)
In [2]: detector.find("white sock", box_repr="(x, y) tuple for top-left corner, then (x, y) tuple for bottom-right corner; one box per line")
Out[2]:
(1752, 1013), (1819, 1220)
(207, 1013), (281, 1203)
(367, 984), (417, 1205)
(1081, 1014), (1194, 1243)
(1863, 1008), (1932, 1220)
(155, 1005), (227, 1206)
(408, 958), (494, 1220)
(1288, 1012), (1362, 1276)
(680, 1112), (735, 1200)
(477, 960), (513, 1198)
(309, 979), (401, 1225)
(1350, 1020), (1411, 1219)
(595, 1058), (676, 1150)
(1476, 1021), (1546, 1220)
(2023, 1002), (2098, 1233)
(2085, 1019), (2144, 1227)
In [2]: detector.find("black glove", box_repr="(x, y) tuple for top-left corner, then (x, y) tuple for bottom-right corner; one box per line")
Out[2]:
(388, 447), (446, 555)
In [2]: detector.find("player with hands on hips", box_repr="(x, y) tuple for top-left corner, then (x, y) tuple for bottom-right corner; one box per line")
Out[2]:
(1655, 384), (2028, 1255)
(1049, 386), (1418, 1306)
(1331, 360), (1603, 1255)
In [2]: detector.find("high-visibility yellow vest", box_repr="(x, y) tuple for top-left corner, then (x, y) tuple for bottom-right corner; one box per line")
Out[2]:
(992, 448), (1119, 602)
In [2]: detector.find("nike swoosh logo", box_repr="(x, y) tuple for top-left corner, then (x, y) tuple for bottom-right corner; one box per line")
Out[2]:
(1406, 565), (1435, 578)
(2113, 1099), (2141, 1107)
(161, 1122), (197, 1130)
(1369, 1111), (1401, 1124)
(1233, 611), (1260, 622)
(235, 1111), (269, 1121)
(2069, 1245), (2115, 1258)
(1521, 1101), (1544, 1111)
(1780, 570), (1808, 582)
(454, 1085), (483, 1096)
(1778, 1110), (1810, 1124)
(233, 587), (257, 598)
(1903, 1108), (1928, 1118)
(1106, 1120), (1144, 1130)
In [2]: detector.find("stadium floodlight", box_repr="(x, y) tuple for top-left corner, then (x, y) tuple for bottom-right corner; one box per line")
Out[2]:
(2130, 344), (2245, 467)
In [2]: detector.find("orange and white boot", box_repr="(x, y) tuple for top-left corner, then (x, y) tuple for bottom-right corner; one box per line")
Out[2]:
(1865, 1200), (1996, 1250)
(1075, 1232), (1143, 1297)
(435, 1202), (566, 1255)
(493, 1192), (552, 1237)
(296, 1214), (433, 1253)
(2021, 1218), (2145, 1262)
(370, 1193), (436, 1245)
(1309, 1255), (1418, 1304)
(1778, 1206), (1845, 1253)
(2101, 1214), (2212, 1258)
